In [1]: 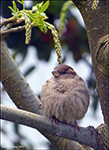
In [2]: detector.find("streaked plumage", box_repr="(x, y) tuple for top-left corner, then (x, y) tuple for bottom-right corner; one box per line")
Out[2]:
(41, 64), (90, 125)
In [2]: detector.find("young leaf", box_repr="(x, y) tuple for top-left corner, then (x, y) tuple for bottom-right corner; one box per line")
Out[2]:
(32, 2), (44, 13)
(40, 0), (49, 12)
(38, 1), (44, 8)
(8, 6), (14, 12)
(37, 2), (44, 12)
(17, 0), (24, 5)
(12, 0), (17, 12)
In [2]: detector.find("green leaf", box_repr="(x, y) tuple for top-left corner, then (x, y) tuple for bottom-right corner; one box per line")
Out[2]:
(17, 0), (24, 5)
(8, 1), (20, 16)
(24, 66), (36, 77)
(40, 0), (49, 12)
(39, 24), (47, 33)
(40, 12), (47, 18)
(8, 6), (14, 12)
(36, 1), (44, 12)
(38, 1), (44, 9)
(17, 8), (19, 12)
(32, 5), (38, 13)
(12, 12), (17, 16)
(32, 2), (44, 13)
(12, 0), (17, 11)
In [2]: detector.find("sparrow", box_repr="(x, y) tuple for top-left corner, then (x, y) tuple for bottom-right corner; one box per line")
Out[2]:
(41, 64), (90, 131)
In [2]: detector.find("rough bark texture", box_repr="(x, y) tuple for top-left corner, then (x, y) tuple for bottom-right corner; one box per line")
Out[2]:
(1, 105), (97, 149)
(1, 41), (42, 115)
(72, 0), (109, 127)
(96, 124), (109, 150)
(71, 0), (109, 149)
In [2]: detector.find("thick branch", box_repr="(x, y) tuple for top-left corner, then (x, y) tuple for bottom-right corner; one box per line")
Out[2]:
(1, 104), (98, 149)
(0, 40), (42, 115)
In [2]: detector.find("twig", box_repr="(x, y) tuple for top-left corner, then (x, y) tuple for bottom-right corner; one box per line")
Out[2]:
(0, 16), (17, 28)
(3, 17), (25, 30)
(1, 25), (25, 36)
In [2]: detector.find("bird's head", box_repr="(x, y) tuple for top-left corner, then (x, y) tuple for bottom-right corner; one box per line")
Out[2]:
(52, 64), (77, 79)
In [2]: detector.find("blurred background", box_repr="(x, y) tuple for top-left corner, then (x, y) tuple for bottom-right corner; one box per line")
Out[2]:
(1, 0), (104, 149)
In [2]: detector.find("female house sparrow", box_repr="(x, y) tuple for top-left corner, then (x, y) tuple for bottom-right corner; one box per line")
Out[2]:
(41, 64), (90, 128)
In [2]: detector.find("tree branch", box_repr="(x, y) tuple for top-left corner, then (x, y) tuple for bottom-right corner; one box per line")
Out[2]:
(0, 40), (42, 115)
(0, 16), (17, 28)
(0, 17), (26, 40)
(1, 25), (25, 37)
(1, 104), (98, 149)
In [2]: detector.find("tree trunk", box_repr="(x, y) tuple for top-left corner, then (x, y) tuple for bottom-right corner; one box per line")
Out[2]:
(72, 0), (109, 127)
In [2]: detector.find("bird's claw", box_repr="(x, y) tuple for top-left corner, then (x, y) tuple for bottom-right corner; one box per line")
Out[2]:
(73, 121), (80, 134)
(51, 117), (58, 126)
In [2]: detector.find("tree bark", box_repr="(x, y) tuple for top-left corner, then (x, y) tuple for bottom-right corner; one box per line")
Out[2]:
(72, 0), (109, 127)
(1, 104), (98, 149)
(0, 41), (42, 115)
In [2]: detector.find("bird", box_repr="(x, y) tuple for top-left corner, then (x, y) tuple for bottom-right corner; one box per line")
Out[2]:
(41, 64), (90, 132)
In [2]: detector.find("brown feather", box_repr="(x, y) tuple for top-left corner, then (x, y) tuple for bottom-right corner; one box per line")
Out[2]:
(41, 64), (90, 125)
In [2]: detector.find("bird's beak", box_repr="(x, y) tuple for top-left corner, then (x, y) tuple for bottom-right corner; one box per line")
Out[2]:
(52, 70), (60, 77)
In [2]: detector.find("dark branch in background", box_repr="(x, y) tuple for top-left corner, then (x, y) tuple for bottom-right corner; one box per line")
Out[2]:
(1, 104), (98, 149)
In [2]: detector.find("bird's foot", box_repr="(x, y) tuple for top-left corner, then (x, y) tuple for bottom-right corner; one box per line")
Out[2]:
(73, 121), (80, 134)
(51, 116), (58, 126)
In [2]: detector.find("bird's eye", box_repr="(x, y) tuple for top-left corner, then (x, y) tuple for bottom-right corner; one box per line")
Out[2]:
(56, 70), (65, 75)
(63, 71), (66, 74)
